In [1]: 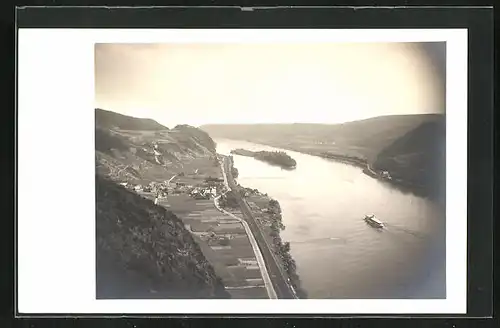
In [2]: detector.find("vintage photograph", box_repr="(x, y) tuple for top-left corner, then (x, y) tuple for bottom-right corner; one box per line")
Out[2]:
(94, 42), (446, 300)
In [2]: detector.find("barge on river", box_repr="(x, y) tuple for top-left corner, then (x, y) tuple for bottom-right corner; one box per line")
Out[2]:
(364, 214), (385, 229)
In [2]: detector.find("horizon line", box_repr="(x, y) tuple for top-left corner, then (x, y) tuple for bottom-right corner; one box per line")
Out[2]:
(95, 108), (444, 129)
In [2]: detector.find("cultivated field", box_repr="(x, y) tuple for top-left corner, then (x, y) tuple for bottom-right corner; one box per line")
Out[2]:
(134, 157), (268, 299)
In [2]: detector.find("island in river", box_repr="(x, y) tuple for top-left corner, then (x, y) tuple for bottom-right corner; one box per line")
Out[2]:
(230, 148), (297, 169)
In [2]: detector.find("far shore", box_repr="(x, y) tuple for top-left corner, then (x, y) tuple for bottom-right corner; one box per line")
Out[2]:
(220, 138), (438, 202)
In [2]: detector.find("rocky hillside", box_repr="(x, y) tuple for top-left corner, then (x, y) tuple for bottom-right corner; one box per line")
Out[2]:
(95, 108), (229, 299)
(96, 174), (229, 299)
(95, 108), (217, 184)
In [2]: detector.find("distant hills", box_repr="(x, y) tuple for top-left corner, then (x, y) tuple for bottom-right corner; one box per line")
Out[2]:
(202, 114), (442, 160)
(95, 108), (228, 299)
(201, 114), (445, 201)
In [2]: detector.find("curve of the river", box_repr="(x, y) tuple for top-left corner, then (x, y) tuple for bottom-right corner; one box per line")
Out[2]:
(216, 138), (446, 299)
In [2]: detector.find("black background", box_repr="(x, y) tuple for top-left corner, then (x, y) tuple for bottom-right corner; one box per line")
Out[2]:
(5, 3), (496, 327)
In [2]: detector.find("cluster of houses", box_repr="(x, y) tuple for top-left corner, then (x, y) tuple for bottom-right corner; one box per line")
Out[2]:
(170, 182), (191, 194)
(119, 176), (224, 202)
(119, 182), (141, 191)
(189, 186), (218, 200)
(187, 176), (225, 200)
(119, 180), (170, 197)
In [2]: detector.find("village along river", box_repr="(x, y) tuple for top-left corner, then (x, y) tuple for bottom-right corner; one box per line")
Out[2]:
(215, 138), (446, 299)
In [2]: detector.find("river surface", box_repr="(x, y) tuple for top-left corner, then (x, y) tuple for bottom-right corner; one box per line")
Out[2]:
(215, 138), (446, 299)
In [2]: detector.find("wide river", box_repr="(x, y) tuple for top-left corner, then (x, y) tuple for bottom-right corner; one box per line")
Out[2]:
(215, 138), (446, 299)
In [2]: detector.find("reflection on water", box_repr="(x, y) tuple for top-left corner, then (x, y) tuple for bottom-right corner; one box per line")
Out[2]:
(216, 138), (446, 299)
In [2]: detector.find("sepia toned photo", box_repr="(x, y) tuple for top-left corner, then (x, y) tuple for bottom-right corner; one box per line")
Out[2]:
(94, 41), (446, 300)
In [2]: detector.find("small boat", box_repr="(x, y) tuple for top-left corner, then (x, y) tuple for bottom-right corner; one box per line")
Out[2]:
(364, 214), (384, 229)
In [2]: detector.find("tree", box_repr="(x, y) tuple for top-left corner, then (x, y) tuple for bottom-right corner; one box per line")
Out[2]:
(269, 199), (278, 208)
(221, 193), (239, 208)
(278, 221), (285, 231)
(281, 241), (291, 253)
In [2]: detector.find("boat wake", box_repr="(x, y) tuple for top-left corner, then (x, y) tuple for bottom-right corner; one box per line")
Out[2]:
(383, 223), (427, 239)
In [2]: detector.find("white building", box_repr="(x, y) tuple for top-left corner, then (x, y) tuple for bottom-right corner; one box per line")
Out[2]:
(381, 171), (392, 179)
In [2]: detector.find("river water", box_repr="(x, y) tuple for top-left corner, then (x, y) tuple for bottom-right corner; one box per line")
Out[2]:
(215, 138), (446, 299)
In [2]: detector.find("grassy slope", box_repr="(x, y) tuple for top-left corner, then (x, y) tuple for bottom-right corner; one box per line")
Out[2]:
(95, 109), (229, 298)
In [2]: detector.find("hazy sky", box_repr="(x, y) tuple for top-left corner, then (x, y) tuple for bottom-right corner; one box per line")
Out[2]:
(95, 42), (445, 127)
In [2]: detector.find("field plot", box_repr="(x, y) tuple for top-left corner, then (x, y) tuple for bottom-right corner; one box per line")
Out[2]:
(177, 157), (223, 180)
(164, 191), (267, 298)
(125, 159), (270, 299)
(225, 208), (244, 217)
(226, 286), (269, 299)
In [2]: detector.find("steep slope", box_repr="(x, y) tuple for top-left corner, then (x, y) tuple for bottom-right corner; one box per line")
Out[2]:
(169, 124), (217, 158)
(372, 117), (446, 202)
(95, 109), (229, 299)
(96, 174), (229, 299)
(95, 109), (217, 184)
(96, 108), (168, 131)
(172, 124), (217, 153)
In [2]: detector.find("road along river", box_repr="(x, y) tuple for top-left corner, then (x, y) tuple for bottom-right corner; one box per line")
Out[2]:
(215, 138), (446, 299)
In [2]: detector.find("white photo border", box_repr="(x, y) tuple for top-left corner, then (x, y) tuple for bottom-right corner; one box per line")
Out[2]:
(17, 28), (467, 314)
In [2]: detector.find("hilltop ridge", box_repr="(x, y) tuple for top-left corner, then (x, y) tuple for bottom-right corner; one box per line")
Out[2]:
(96, 108), (168, 131)
(201, 114), (442, 160)
(95, 108), (229, 299)
(96, 109), (217, 184)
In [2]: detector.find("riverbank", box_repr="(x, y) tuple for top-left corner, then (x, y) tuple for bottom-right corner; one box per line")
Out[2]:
(231, 139), (438, 202)
(215, 139), (446, 299)
(310, 151), (438, 202)
(224, 156), (307, 298)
